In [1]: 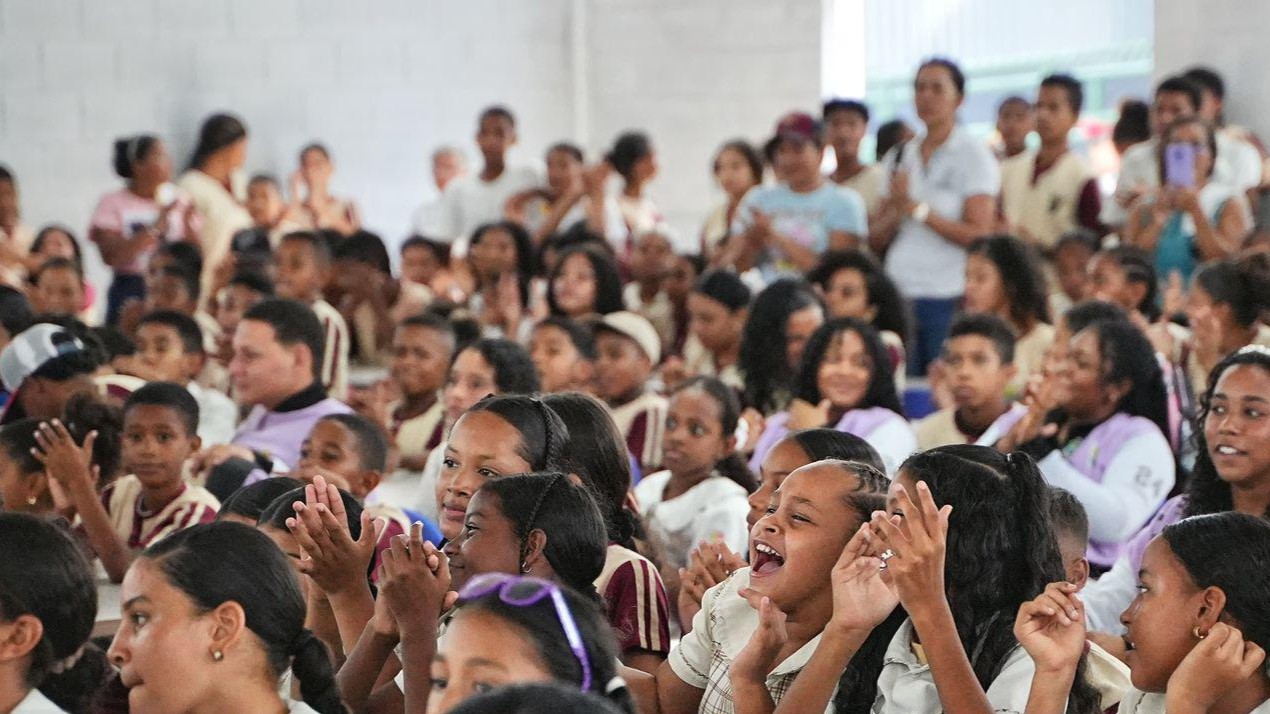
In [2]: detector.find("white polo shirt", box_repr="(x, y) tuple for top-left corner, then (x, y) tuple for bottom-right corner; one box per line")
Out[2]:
(880, 126), (1000, 299)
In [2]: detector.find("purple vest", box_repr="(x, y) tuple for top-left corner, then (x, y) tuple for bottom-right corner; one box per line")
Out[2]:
(749, 406), (900, 472)
(234, 397), (352, 479)
(1063, 413), (1164, 566)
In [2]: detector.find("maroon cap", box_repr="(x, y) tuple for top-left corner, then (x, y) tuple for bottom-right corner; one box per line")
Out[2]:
(772, 112), (823, 146)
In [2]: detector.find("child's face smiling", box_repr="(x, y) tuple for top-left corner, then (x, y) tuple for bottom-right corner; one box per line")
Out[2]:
(748, 463), (869, 615)
(443, 489), (522, 593)
(273, 239), (327, 302)
(391, 325), (453, 398)
(434, 411), (533, 541)
(748, 437), (811, 530)
(122, 405), (200, 491)
(816, 330), (873, 411)
(33, 266), (83, 316)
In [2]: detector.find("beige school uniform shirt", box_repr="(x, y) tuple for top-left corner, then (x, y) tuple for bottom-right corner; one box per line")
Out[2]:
(311, 298), (350, 402)
(669, 568), (833, 714)
(177, 170), (251, 305)
(831, 163), (886, 217)
(1000, 150), (1094, 251)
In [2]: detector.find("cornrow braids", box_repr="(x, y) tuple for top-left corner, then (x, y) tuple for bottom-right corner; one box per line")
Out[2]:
(518, 473), (565, 566)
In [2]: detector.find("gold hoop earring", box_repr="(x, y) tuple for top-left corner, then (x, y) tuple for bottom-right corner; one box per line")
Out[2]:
(1193, 627), (1207, 640)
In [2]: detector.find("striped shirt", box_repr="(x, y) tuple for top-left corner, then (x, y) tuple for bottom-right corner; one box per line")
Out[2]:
(390, 396), (446, 461)
(99, 475), (220, 549)
(595, 544), (670, 656)
(312, 299), (350, 402)
(609, 391), (668, 475)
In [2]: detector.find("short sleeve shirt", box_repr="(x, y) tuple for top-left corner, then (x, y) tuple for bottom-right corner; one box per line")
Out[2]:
(669, 568), (831, 714)
(880, 126), (1000, 298)
(732, 182), (867, 278)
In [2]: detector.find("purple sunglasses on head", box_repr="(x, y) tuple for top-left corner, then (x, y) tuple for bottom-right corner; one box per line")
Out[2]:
(457, 573), (593, 692)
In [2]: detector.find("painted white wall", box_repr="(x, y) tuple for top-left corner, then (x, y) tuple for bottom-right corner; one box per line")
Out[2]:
(0, 0), (823, 268)
(1154, 0), (1270, 141)
(0, 0), (575, 268)
(585, 0), (823, 248)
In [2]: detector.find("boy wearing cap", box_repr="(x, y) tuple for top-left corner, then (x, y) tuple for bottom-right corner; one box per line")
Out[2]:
(594, 311), (667, 475)
(0, 323), (98, 424)
(725, 112), (867, 278)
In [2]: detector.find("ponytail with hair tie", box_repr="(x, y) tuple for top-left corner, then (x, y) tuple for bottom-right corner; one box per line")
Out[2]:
(289, 628), (347, 714)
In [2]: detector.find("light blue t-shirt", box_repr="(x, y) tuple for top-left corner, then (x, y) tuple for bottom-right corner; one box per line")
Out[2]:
(732, 182), (867, 278)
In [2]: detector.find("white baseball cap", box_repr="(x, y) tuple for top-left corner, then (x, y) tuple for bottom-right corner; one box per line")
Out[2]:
(595, 311), (662, 365)
(0, 323), (88, 393)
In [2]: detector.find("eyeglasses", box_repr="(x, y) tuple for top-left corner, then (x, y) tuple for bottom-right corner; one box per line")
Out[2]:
(457, 573), (593, 692)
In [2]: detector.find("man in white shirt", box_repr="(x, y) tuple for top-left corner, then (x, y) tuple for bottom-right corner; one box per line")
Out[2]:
(1106, 75), (1260, 228)
(436, 106), (540, 257)
(410, 146), (466, 237)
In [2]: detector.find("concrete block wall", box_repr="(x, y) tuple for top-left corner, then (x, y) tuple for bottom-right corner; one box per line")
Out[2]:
(586, 0), (823, 248)
(0, 0), (823, 274)
(0, 0), (576, 266)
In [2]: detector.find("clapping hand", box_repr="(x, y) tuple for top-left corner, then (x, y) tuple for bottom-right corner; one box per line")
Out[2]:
(866, 482), (952, 614)
(378, 523), (453, 640)
(287, 475), (384, 596)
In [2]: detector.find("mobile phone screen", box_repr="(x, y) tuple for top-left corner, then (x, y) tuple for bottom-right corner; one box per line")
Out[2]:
(1164, 142), (1196, 188)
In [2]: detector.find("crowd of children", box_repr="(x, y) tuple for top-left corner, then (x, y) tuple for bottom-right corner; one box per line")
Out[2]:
(2, 55), (1270, 714)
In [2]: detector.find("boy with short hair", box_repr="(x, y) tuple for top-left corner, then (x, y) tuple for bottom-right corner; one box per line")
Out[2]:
(384, 314), (455, 472)
(1046, 486), (1132, 706)
(39, 381), (218, 583)
(823, 98), (885, 216)
(274, 231), (349, 401)
(913, 313), (1026, 450)
(125, 310), (237, 445)
(29, 258), (85, 318)
(999, 74), (1102, 251)
(593, 311), (667, 475)
(439, 106), (541, 258)
(995, 95), (1034, 161)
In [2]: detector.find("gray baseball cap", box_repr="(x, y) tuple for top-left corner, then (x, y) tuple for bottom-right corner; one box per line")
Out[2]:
(0, 323), (88, 393)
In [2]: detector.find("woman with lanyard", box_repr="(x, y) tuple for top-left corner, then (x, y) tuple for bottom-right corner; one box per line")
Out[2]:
(869, 57), (999, 378)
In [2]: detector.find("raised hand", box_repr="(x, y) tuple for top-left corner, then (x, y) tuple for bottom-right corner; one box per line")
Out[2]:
(1166, 622), (1267, 712)
(828, 524), (900, 634)
(32, 420), (98, 493)
(378, 524), (452, 639)
(867, 481), (952, 614)
(730, 596), (788, 686)
(678, 540), (746, 628)
(1013, 582), (1087, 673)
(787, 398), (832, 430)
(287, 476), (383, 596)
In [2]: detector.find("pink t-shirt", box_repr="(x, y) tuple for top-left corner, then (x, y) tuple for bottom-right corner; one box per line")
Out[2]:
(89, 189), (191, 274)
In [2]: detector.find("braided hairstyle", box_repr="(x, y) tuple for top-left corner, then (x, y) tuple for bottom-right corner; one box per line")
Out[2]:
(143, 522), (347, 713)
(464, 395), (569, 473)
(480, 472), (608, 599)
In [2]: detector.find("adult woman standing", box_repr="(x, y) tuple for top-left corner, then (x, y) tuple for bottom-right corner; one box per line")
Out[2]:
(869, 58), (999, 377)
(177, 113), (252, 305)
(89, 134), (196, 325)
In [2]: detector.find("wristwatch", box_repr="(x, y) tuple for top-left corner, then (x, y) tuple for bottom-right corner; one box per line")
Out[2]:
(910, 202), (931, 223)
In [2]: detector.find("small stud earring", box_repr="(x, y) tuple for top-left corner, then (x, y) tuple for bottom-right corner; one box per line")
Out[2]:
(27, 496), (37, 505)
(520, 562), (531, 574)
(212, 650), (224, 662)
(1193, 627), (1208, 640)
